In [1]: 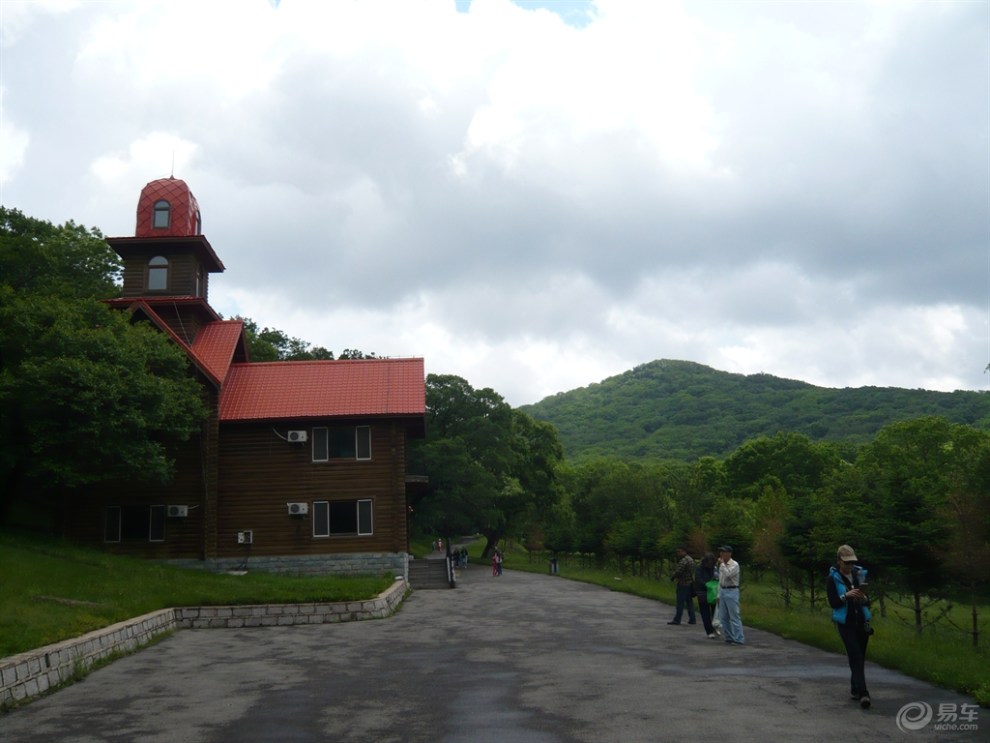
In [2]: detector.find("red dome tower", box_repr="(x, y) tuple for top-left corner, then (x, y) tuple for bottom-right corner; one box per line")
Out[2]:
(135, 177), (202, 237)
(106, 176), (225, 344)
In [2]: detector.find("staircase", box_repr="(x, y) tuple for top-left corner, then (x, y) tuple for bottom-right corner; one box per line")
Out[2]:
(408, 558), (454, 589)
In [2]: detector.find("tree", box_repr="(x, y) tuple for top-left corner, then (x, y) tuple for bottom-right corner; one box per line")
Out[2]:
(0, 209), (207, 525)
(410, 374), (563, 556)
(235, 317), (335, 361)
(855, 417), (970, 631)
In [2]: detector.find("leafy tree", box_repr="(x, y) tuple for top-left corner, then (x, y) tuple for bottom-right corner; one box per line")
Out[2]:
(410, 374), (563, 557)
(701, 494), (753, 564)
(235, 317), (336, 361)
(854, 417), (976, 630)
(724, 432), (837, 500)
(0, 208), (207, 525)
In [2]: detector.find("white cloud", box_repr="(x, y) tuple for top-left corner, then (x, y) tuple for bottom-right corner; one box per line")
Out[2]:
(2, 0), (988, 405)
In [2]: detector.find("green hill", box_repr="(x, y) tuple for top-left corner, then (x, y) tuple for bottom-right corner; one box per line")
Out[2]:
(519, 359), (990, 461)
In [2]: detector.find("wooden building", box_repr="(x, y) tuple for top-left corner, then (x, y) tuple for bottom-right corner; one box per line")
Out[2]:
(64, 177), (426, 578)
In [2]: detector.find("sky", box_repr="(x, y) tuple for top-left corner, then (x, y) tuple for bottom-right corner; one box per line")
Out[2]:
(1, 0), (988, 407)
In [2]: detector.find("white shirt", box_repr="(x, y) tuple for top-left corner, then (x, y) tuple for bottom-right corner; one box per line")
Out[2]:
(718, 558), (740, 588)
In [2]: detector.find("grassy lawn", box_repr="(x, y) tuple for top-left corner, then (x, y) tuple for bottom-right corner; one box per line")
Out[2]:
(0, 529), (393, 659)
(502, 548), (990, 707)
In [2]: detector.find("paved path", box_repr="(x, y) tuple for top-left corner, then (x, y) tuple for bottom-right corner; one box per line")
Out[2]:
(1, 565), (979, 742)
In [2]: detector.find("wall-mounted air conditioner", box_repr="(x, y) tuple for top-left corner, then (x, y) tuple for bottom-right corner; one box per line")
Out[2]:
(237, 530), (253, 545)
(288, 430), (308, 443)
(166, 505), (189, 518)
(287, 502), (309, 516)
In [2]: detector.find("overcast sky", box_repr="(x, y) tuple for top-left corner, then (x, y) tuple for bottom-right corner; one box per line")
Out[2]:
(2, 0), (988, 406)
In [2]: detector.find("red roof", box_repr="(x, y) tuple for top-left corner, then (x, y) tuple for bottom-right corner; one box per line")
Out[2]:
(191, 320), (247, 383)
(219, 358), (426, 422)
(135, 177), (201, 237)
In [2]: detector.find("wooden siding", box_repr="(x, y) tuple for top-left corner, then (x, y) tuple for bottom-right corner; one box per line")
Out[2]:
(62, 386), (220, 561)
(62, 434), (208, 559)
(216, 422), (410, 559)
(121, 253), (208, 301)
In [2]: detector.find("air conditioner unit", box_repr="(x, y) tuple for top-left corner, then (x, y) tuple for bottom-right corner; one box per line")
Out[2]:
(166, 505), (189, 518)
(287, 502), (309, 516)
(237, 530), (253, 545)
(287, 430), (308, 443)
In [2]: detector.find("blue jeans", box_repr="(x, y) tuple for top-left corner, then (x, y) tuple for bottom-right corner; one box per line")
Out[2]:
(717, 588), (745, 643)
(673, 584), (696, 623)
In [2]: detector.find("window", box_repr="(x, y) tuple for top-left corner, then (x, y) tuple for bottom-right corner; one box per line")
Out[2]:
(312, 426), (372, 462)
(153, 200), (171, 228)
(104, 506), (121, 542)
(148, 256), (169, 291)
(312, 499), (373, 537)
(104, 505), (166, 542)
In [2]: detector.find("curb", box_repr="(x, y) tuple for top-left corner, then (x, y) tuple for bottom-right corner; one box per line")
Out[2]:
(0, 579), (408, 710)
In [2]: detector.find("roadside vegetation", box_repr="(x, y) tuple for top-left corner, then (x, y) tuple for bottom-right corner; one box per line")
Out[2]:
(0, 529), (392, 658)
(499, 544), (990, 707)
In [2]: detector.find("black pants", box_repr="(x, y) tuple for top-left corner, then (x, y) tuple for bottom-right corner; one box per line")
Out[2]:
(695, 592), (715, 634)
(836, 620), (870, 698)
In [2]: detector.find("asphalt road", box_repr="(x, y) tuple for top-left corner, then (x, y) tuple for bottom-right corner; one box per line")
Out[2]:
(1, 563), (980, 743)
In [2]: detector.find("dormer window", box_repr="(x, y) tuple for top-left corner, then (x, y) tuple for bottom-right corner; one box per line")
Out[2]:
(153, 200), (171, 229)
(148, 256), (169, 291)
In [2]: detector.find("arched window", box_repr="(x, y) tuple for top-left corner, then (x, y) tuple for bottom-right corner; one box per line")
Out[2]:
(148, 256), (169, 291)
(153, 200), (171, 229)
(194, 210), (202, 234)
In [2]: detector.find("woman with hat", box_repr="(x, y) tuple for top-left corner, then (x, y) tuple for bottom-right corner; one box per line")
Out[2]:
(827, 544), (873, 709)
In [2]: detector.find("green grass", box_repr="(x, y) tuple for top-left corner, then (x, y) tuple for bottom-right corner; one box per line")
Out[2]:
(0, 529), (393, 658)
(503, 549), (990, 707)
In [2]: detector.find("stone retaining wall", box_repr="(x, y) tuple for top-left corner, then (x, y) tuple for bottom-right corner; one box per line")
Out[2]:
(164, 552), (410, 581)
(0, 579), (408, 710)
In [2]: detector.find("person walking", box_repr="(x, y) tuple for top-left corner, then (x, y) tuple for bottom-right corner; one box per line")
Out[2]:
(668, 547), (697, 625)
(693, 552), (718, 638)
(827, 544), (873, 709)
(716, 545), (745, 645)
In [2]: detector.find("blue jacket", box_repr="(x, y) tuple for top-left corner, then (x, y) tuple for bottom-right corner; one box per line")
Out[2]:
(828, 566), (872, 625)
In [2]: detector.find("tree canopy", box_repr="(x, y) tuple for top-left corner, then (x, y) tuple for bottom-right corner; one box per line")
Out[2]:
(410, 374), (564, 556)
(0, 208), (207, 524)
(522, 359), (990, 461)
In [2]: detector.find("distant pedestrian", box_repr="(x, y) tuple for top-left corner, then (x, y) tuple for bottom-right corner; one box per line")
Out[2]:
(668, 547), (696, 625)
(492, 549), (503, 577)
(716, 545), (745, 645)
(827, 544), (873, 709)
(693, 552), (718, 638)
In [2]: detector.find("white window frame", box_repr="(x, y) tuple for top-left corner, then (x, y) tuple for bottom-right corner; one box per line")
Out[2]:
(104, 505), (166, 542)
(104, 506), (121, 543)
(311, 425), (372, 462)
(149, 504), (166, 542)
(356, 425), (371, 460)
(312, 427), (329, 462)
(312, 498), (373, 537)
(148, 255), (169, 291)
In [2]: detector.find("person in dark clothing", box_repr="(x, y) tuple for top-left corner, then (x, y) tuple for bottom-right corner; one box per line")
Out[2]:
(826, 544), (873, 709)
(693, 552), (718, 638)
(668, 547), (696, 625)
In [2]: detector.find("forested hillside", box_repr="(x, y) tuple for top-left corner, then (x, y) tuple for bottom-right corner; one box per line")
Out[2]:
(520, 360), (990, 461)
